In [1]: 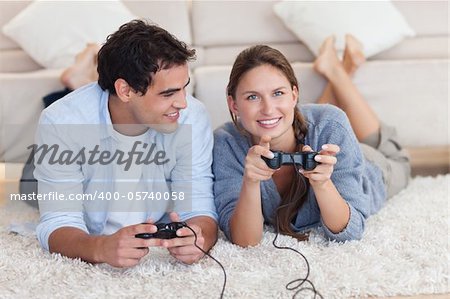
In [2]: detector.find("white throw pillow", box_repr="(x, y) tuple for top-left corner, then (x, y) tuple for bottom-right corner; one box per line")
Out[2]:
(273, 0), (415, 58)
(2, 0), (137, 69)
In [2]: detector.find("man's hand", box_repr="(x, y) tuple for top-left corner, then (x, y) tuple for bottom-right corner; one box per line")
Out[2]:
(99, 221), (162, 268)
(160, 212), (217, 265)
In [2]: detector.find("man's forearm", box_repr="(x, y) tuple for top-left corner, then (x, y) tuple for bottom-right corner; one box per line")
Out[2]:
(48, 227), (105, 263)
(186, 216), (218, 252)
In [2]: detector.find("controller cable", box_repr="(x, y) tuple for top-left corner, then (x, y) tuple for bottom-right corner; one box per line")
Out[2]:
(270, 155), (323, 299)
(168, 153), (322, 299)
(184, 224), (227, 299)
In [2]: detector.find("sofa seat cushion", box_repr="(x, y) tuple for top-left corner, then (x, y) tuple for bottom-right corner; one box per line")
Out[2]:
(0, 69), (63, 162)
(194, 59), (448, 147)
(198, 36), (449, 67)
(372, 36), (449, 60)
(0, 49), (41, 73)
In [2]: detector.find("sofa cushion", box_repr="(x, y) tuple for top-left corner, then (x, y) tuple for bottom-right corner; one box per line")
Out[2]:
(197, 36), (450, 67)
(0, 1), (193, 72)
(2, 1), (138, 69)
(393, 0), (449, 36)
(0, 49), (41, 73)
(191, 1), (447, 48)
(191, 1), (297, 46)
(123, 0), (192, 45)
(273, 0), (415, 58)
(191, 0), (448, 64)
(351, 59), (448, 148)
(0, 0), (30, 51)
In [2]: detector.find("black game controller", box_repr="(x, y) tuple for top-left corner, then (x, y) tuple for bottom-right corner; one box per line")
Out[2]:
(262, 151), (319, 170)
(135, 222), (187, 239)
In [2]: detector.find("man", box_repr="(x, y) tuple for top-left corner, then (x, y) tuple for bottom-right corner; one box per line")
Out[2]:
(34, 20), (218, 268)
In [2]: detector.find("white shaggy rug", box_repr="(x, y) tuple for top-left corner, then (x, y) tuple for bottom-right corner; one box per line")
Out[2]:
(0, 175), (449, 299)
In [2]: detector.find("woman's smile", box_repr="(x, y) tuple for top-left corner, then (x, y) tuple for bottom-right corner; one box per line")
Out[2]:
(256, 117), (282, 128)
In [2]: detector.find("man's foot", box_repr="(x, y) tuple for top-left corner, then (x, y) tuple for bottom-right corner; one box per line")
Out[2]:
(343, 34), (366, 75)
(60, 43), (100, 90)
(313, 36), (342, 79)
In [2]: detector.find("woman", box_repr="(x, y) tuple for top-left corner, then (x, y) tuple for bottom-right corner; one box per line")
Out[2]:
(213, 35), (410, 247)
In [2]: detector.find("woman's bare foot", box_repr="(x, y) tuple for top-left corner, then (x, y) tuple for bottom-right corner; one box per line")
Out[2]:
(313, 36), (343, 79)
(60, 43), (100, 90)
(343, 34), (366, 76)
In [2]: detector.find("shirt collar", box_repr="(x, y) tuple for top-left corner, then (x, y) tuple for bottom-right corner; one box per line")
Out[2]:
(99, 87), (114, 140)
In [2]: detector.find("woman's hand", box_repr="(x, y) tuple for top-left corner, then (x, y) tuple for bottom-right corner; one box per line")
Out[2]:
(300, 144), (340, 187)
(301, 144), (350, 234)
(243, 135), (277, 183)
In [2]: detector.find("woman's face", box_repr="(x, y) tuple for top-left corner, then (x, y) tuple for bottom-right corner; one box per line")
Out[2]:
(228, 64), (298, 144)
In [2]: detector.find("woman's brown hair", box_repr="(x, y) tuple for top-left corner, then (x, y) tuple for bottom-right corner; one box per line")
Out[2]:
(227, 45), (309, 241)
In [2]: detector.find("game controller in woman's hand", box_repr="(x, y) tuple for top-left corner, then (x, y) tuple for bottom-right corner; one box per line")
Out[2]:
(262, 151), (319, 170)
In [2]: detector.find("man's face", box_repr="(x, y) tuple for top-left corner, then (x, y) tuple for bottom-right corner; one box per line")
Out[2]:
(128, 63), (190, 133)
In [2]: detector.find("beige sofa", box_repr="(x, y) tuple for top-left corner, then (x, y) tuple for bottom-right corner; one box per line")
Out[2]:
(0, 1), (449, 177)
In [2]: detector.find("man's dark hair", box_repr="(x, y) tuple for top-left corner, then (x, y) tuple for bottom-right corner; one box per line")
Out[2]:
(97, 19), (196, 95)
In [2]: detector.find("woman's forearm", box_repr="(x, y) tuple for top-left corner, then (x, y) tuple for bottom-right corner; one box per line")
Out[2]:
(311, 179), (350, 233)
(230, 179), (264, 247)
